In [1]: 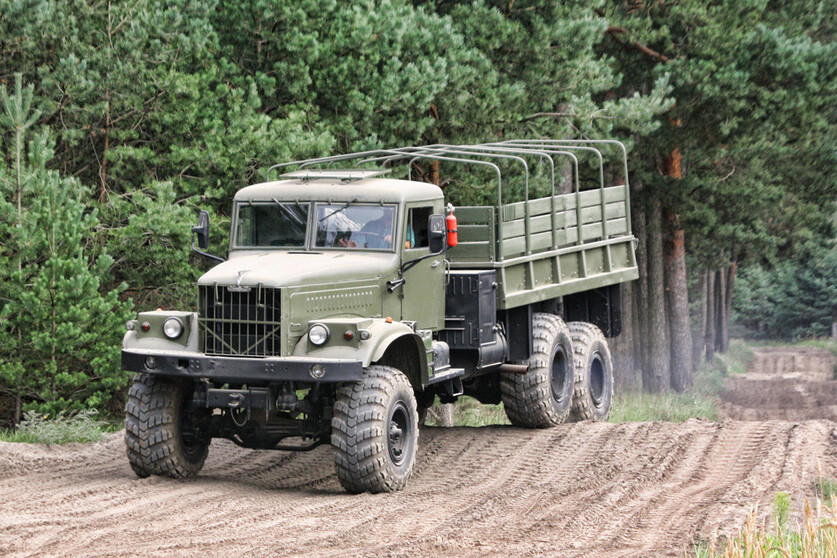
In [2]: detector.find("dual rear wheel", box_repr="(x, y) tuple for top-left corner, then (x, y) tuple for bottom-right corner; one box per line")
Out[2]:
(500, 313), (613, 427)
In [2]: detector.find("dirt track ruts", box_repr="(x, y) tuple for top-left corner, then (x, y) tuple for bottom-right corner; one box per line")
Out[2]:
(1, 417), (834, 557)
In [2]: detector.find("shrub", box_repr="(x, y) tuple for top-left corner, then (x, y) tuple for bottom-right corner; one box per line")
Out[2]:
(2, 409), (107, 444)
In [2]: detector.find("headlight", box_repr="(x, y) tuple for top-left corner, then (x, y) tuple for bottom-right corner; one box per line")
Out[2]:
(163, 317), (184, 339)
(309, 323), (330, 346)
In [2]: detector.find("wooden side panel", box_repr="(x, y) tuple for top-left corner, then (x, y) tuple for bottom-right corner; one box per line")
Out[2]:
(446, 206), (495, 262)
(498, 185), (629, 257)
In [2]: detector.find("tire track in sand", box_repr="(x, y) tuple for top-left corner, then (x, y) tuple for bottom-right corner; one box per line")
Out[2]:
(0, 420), (833, 558)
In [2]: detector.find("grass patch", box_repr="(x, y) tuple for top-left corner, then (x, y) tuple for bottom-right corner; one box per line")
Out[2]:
(0, 409), (108, 444)
(692, 493), (837, 557)
(609, 391), (718, 423)
(718, 339), (755, 375)
(424, 396), (510, 427)
(429, 356), (727, 427)
(817, 478), (837, 502)
(609, 353), (725, 423)
(796, 338), (837, 355)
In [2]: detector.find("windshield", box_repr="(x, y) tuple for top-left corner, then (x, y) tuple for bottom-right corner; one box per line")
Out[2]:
(235, 202), (310, 248)
(315, 204), (396, 250)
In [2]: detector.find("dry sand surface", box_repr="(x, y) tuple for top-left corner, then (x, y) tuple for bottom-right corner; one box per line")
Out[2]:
(719, 346), (837, 421)
(1, 347), (835, 557)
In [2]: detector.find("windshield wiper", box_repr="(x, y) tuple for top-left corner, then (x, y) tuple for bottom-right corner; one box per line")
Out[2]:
(272, 197), (305, 226)
(319, 198), (358, 222)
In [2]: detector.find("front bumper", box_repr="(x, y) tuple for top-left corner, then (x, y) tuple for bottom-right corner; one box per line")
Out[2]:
(121, 349), (364, 384)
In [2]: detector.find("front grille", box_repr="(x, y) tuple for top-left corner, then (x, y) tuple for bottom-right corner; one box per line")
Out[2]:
(198, 285), (281, 357)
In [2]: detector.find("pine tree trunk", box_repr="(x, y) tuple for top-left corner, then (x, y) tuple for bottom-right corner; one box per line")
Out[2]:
(559, 159), (574, 195)
(631, 279), (643, 383)
(428, 159), (441, 186)
(715, 269), (727, 354)
(705, 271), (716, 362)
(691, 271), (707, 370)
(612, 282), (636, 391)
(14, 392), (21, 426)
(721, 262), (736, 352)
(435, 404), (454, 427)
(631, 178), (650, 380)
(646, 195), (669, 393)
(665, 213), (692, 392)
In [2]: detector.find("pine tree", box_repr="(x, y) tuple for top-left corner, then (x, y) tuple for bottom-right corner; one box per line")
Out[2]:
(0, 75), (132, 424)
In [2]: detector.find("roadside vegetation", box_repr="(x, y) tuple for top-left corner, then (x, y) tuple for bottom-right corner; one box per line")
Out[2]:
(0, 410), (109, 444)
(426, 334), (837, 427)
(425, 353), (727, 426)
(693, 491), (837, 558)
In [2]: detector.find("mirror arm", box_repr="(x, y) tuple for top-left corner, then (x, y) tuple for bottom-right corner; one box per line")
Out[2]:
(190, 232), (226, 263)
(399, 244), (446, 276)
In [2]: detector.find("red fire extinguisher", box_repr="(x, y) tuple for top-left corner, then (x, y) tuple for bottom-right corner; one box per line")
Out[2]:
(446, 203), (458, 248)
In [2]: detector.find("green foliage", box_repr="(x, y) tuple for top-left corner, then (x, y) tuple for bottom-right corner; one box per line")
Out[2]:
(609, 391), (718, 423)
(610, 355), (724, 422)
(0, 76), (132, 422)
(733, 251), (837, 340)
(717, 340), (755, 376)
(604, 0), (837, 268)
(773, 491), (791, 530)
(816, 479), (837, 503)
(424, 396), (509, 427)
(0, 409), (106, 444)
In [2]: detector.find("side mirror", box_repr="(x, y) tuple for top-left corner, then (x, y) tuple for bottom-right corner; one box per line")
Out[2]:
(192, 210), (210, 250)
(428, 214), (446, 254)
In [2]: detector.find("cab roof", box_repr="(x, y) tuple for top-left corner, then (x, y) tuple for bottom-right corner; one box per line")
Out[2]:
(235, 175), (444, 204)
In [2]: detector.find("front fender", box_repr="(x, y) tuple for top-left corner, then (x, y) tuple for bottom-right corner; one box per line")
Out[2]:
(123, 311), (199, 352)
(292, 317), (429, 386)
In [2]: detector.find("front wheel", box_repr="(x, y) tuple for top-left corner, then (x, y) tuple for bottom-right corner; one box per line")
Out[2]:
(124, 374), (210, 478)
(332, 365), (418, 493)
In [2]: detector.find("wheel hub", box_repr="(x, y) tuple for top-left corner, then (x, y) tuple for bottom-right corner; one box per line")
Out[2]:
(388, 400), (410, 466)
(590, 354), (605, 407)
(550, 349), (569, 404)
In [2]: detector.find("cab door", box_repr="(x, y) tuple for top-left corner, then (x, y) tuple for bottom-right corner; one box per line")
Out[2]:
(400, 204), (445, 330)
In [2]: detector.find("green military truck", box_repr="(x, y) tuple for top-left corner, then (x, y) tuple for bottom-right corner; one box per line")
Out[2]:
(122, 140), (638, 493)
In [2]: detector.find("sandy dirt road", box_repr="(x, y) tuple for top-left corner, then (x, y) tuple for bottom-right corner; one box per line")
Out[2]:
(719, 347), (837, 421)
(1, 347), (835, 557)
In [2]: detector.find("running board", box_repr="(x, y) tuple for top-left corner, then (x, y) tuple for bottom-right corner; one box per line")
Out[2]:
(426, 367), (465, 386)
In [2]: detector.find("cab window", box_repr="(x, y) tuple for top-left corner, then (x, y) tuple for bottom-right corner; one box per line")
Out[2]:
(406, 207), (432, 249)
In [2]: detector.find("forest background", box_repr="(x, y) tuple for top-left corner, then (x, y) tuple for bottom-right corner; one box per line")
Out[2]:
(0, 0), (834, 426)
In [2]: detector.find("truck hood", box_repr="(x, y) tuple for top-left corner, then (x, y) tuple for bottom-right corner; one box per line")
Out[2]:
(198, 250), (398, 288)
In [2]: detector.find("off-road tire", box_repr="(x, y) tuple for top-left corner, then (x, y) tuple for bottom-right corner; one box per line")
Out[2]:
(567, 322), (614, 422)
(332, 365), (418, 493)
(124, 373), (210, 479)
(500, 313), (575, 428)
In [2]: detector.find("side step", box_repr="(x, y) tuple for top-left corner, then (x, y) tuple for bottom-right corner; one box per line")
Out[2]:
(426, 367), (465, 386)
(427, 367), (465, 402)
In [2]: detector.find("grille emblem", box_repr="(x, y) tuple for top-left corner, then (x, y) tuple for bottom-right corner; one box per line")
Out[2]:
(228, 270), (252, 292)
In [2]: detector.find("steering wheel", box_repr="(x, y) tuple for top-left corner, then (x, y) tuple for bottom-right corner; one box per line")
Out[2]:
(358, 231), (392, 248)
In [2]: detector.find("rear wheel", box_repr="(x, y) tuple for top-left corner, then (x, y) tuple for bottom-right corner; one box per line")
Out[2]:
(567, 322), (614, 422)
(332, 365), (418, 493)
(124, 374), (210, 478)
(501, 313), (574, 428)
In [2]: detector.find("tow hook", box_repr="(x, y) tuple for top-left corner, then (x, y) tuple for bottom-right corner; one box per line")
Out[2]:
(228, 393), (244, 408)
